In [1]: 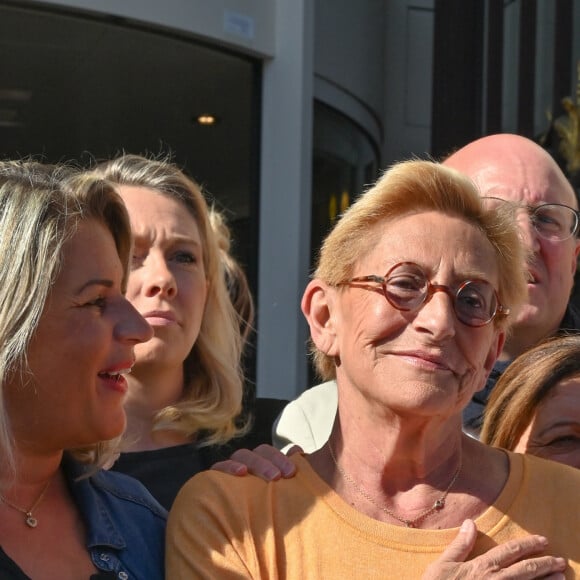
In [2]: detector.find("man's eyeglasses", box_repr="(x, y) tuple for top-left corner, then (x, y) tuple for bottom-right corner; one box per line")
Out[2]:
(482, 196), (580, 242)
(336, 262), (509, 328)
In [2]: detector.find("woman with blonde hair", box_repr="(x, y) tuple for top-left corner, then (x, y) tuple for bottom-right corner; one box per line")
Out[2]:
(94, 154), (246, 508)
(0, 160), (164, 579)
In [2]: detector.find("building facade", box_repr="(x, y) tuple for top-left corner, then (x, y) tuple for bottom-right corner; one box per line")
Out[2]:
(1, 0), (579, 398)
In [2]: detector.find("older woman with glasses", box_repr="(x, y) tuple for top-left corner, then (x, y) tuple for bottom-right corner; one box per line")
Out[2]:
(166, 160), (580, 578)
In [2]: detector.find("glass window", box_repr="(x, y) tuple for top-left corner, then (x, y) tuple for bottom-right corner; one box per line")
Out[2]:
(309, 101), (380, 384)
(0, 3), (260, 381)
(311, 101), (379, 273)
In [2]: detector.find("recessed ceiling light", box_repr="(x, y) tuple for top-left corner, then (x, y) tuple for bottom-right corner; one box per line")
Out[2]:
(195, 114), (219, 126)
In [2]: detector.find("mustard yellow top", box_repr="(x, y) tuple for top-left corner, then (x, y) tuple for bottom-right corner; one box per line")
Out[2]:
(167, 452), (580, 579)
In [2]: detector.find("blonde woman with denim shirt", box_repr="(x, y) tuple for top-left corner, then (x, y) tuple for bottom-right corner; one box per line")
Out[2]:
(0, 161), (164, 580)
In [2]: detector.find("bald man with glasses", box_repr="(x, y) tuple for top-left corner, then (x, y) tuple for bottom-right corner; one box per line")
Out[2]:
(445, 134), (580, 435)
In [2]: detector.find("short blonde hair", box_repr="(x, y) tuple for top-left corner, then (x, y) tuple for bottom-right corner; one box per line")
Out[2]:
(312, 159), (527, 379)
(481, 334), (580, 450)
(0, 161), (133, 475)
(93, 154), (244, 445)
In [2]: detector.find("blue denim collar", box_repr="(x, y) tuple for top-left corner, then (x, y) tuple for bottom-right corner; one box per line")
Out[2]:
(63, 454), (126, 550)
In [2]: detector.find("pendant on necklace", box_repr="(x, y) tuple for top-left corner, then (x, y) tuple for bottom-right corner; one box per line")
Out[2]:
(433, 499), (445, 510)
(25, 513), (38, 528)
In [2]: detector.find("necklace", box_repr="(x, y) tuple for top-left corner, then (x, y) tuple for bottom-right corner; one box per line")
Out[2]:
(327, 441), (462, 528)
(0, 480), (51, 528)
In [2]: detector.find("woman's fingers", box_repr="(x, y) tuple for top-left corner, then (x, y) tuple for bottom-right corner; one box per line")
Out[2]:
(492, 554), (566, 579)
(434, 519), (478, 564)
(484, 535), (552, 569)
(422, 524), (567, 580)
(286, 444), (303, 456)
(210, 459), (249, 477)
(211, 444), (297, 481)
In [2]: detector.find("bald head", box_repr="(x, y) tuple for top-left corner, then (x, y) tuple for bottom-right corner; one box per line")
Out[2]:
(444, 133), (577, 209)
(444, 133), (580, 358)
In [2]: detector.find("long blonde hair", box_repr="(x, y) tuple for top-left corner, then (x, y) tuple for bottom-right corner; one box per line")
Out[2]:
(93, 154), (244, 445)
(209, 207), (255, 350)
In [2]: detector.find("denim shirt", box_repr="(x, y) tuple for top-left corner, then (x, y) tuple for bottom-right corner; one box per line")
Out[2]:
(64, 454), (167, 580)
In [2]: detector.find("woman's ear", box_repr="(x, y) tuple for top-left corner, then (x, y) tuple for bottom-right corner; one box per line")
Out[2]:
(301, 279), (339, 356)
(483, 329), (505, 375)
